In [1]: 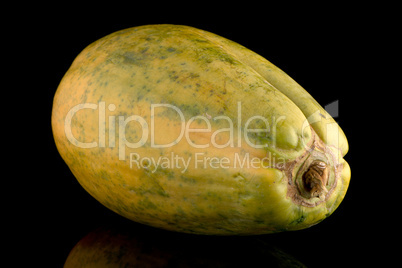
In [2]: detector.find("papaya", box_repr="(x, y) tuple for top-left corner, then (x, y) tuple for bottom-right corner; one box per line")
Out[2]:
(52, 24), (350, 235)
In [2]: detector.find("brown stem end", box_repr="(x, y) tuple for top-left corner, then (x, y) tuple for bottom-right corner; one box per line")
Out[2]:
(301, 161), (329, 200)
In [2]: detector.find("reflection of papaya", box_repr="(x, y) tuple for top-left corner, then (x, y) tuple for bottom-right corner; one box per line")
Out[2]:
(64, 223), (307, 267)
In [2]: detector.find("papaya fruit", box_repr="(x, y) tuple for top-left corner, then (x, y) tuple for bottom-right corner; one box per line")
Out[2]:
(52, 24), (350, 235)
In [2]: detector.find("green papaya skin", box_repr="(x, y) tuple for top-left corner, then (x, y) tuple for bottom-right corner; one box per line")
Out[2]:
(192, 29), (349, 156)
(52, 24), (350, 235)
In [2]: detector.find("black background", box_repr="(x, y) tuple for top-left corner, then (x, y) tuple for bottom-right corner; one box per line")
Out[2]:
(14, 5), (389, 267)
